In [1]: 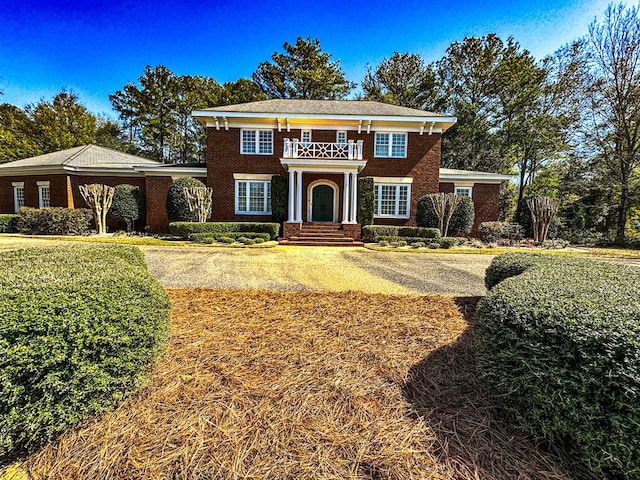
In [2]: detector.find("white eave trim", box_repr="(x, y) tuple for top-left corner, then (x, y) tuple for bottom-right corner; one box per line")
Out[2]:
(439, 169), (513, 184)
(0, 164), (207, 177)
(134, 166), (207, 176)
(193, 109), (456, 123)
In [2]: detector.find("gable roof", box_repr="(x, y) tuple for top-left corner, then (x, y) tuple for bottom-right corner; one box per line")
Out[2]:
(193, 100), (457, 133)
(0, 144), (160, 171)
(200, 99), (450, 118)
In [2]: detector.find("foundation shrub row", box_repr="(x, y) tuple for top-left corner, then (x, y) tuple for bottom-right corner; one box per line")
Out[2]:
(191, 232), (271, 244)
(15, 207), (93, 235)
(476, 253), (640, 479)
(0, 245), (171, 459)
(0, 214), (19, 233)
(362, 225), (441, 242)
(169, 222), (280, 239)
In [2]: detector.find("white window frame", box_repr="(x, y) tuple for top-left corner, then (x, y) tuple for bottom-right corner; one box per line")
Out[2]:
(12, 182), (24, 213)
(374, 132), (407, 158)
(240, 129), (273, 155)
(37, 181), (51, 208)
(235, 179), (272, 215)
(301, 129), (312, 146)
(336, 131), (347, 146)
(454, 186), (472, 198)
(373, 183), (411, 219)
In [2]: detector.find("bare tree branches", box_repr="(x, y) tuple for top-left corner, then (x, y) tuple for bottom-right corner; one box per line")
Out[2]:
(80, 184), (115, 235)
(183, 186), (213, 223)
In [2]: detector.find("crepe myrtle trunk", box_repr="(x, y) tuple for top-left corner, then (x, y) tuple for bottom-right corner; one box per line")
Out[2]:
(616, 174), (630, 243)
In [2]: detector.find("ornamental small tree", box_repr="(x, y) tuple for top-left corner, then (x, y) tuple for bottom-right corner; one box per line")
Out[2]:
(183, 186), (213, 223)
(80, 183), (115, 234)
(526, 195), (560, 243)
(417, 193), (474, 236)
(166, 177), (207, 222)
(357, 177), (375, 226)
(270, 175), (288, 224)
(109, 184), (145, 232)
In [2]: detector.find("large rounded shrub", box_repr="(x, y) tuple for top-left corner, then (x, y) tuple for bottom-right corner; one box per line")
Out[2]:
(109, 184), (145, 231)
(416, 194), (474, 234)
(166, 176), (207, 222)
(0, 245), (171, 459)
(477, 253), (640, 478)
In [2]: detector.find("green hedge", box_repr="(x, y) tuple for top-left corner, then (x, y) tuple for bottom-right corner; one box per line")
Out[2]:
(0, 245), (171, 458)
(362, 225), (441, 242)
(191, 232), (271, 243)
(479, 221), (524, 243)
(169, 222), (280, 239)
(476, 253), (640, 478)
(166, 177), (207, 223)
(16, 207), (93, 235)
(0, 214), (19, 233)
(357, 177), (375, 226)
(270, 175), (288, 225)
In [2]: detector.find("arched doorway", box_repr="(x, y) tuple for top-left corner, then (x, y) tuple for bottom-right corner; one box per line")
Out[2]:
(310, 183), (335, 222)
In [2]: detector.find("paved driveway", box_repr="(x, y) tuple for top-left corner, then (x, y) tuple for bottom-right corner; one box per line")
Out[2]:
(142, 246), (493, 296)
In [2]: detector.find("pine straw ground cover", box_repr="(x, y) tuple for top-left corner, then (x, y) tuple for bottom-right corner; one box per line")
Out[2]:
(13, 289), (594, 479)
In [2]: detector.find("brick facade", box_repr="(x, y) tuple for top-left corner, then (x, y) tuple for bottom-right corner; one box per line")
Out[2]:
(206, 127), (442, 227)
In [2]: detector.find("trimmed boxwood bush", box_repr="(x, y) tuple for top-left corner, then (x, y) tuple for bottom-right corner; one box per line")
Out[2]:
(166, 177), (207, 222)
(109, 184), (145, 232)
(191, 232), (271, 243)
(270, 175), (288, 225)
(0, 245), (171, 459)
(0, 214), (19, 233)
(362, 225), (441, 242)
(16, 207), (93, 235)
(169, 222), (280, 239)
(479, 221), (524, 243)
(477, 253), (640, 478)
(357, 177), (375, 226)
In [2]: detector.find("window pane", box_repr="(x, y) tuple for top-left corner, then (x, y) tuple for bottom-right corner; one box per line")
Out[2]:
(266, 182), (272, 212)
(455, 187), (471, 197)
(242, 131), (256, 154)
(237, 182), (247, 211)
(15, 187), (25, 212)
(40, 187), (51, 208)
(249, 182), (265, 212)
(301, 130), (311, 146)
(375, 133), (389, 157)
(391, 134), (406, 157)
(380, 185), (396, 215)
(258, 130), (273, 154)
(398, 185), (408, 216)
(336, 131), (347, 146)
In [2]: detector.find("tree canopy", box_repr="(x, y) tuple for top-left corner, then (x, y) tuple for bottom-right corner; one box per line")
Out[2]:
(253, 37), (355, 100)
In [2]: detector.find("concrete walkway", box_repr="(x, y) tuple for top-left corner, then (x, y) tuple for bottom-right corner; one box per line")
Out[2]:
(141, 246), (493, 296)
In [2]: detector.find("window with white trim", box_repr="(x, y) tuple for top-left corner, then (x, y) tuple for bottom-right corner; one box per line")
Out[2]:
(374, 132), (407, 158)
(454, 186), (472, 198)
(38, 181), (51, 208)
(336, 131), (347, 146)
(241, 129), (273, 155)
(12, 182), (24, 213)
(301, 130), (312, 146)
(374, 183), (410, 218)
(236, 180), (272, 214)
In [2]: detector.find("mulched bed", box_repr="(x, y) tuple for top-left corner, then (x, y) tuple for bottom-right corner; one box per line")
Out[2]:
(18, 289), (594, 479)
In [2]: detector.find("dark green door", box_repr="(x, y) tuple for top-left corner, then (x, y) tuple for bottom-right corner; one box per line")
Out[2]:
(312, 185), (334, 222)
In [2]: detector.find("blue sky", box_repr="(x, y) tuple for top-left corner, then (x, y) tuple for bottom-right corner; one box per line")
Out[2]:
(0, 0), (611, 117)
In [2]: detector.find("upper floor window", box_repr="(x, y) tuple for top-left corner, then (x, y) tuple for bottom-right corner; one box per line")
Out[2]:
(374, 183), (410, 218)
(241, 129), (273, 155)
(454, 186), (472, 198)
(38, 181), (51, 208)
(336, 131), (347, 146)
(301, 130), (312, 146)
(374, 132), (407, 158)
(12, 182), (24, 213)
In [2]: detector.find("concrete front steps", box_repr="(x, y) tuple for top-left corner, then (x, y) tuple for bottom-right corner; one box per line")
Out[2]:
(279, 223), (364, 247)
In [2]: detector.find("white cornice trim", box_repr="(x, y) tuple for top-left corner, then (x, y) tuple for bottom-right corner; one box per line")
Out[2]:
(193, 110), (456, 123)
(439, 169), (513, 184)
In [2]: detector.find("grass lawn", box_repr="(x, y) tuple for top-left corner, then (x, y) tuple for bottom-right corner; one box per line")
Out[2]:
(13, 289), (594, 480)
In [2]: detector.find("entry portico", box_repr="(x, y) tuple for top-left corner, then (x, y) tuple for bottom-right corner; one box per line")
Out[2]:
(281, 138), (367, 224)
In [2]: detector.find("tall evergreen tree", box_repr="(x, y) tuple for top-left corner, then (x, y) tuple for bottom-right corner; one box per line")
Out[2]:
(253, 37), (355, 99)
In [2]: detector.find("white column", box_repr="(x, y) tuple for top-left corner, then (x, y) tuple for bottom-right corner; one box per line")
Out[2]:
(342, 172), (350, 224)
(287, 170), (295, 222)
(295, 170), (303, 222)
(350, 172), (358, 223)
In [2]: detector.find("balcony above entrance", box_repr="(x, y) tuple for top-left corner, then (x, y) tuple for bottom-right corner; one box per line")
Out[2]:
(283, 139), (364, 160)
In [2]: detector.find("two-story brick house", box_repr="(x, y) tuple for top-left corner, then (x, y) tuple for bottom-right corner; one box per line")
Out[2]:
(193, 99), (510, 242)
(0, 100), (510, 239)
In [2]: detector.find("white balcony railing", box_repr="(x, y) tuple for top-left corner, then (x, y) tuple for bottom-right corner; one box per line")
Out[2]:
(283, 138), (363, 160)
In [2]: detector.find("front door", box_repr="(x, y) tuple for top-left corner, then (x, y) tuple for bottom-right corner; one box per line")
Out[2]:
(311, 184), (334, 222)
